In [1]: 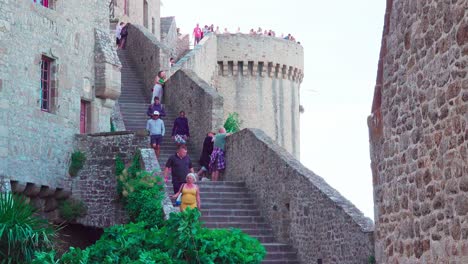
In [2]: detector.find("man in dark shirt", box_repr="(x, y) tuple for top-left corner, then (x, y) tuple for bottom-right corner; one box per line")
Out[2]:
(146, 97), (166, 118)
(164, 145), (194, 193)
(171, 111), (190, 143)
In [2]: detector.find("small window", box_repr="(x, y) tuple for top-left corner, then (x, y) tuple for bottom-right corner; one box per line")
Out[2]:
(124, 0), (129, 15)
(33, 0), (52, 8)
(152, 17), (155, 34)
(40, 56), (53, 112)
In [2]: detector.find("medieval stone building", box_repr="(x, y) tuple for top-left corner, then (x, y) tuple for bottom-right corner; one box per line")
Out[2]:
(369, 0), (467, 263)
(0, 0), (120, 189)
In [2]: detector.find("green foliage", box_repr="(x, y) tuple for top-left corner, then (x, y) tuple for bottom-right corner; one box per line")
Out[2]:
(110, 119), (116, 132)
(223, 112), (242, 133)
(69, 151), (86, 177)
(160, 208), (266, 263)
(0, 192), (56, 264)
(60, 247), (90, 264)
(368, 255), (376, 264)
(115, 152), (164, 228)
(32, 251), (60, 264)
(58, 199), (87, 222)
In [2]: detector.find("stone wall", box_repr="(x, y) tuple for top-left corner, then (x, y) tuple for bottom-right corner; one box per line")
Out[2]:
(368, 0), (467, 263)
(112, 0), (161, 40)
(125, 24), (172, 101)
(165, 69), (224, 160)
(224, 129), (374, 264)
(72, 131), (148, 227)
(0, 0), (115, 188)
(168, 33), (218, 87)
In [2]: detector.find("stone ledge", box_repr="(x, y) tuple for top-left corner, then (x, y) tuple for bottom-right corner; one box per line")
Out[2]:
(229, 128), (374, 232)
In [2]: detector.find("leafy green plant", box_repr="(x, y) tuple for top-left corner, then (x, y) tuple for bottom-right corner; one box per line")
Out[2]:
(58, 199), (87, 222)
(110, 119), (116, 132)
(368, 255), (376, 264)
(69, 151), (86, 177)
(0, 192), (56, 264)
(223, 112), (242, 133)
(32, 251), (60, 264)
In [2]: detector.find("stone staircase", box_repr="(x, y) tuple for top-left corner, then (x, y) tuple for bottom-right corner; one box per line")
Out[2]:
(165, 181), (300, 263)
(118, 49), (300, 263)
(117, 49), (198, 168)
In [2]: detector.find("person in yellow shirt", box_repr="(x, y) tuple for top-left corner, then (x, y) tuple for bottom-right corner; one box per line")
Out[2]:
(172, 173), (201, 211)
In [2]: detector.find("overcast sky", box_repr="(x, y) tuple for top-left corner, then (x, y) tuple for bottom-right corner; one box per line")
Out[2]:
(161, 0), (386, 219)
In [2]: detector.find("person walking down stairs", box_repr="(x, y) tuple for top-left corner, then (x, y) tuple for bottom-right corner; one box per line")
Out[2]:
(164, 145), (194, 194)
(171, 111), (190, 146)
(146, 111), (165, 159)
(171, 173), (201, 212)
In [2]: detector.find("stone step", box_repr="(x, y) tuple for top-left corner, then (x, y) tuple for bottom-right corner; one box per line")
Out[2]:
(200, 215), (265, 223)
(165, 186), (248, 193)
(203, 222), (270, 229)
(200, 192), (252, 199)
(264, 252), (299, 261)
(261, 243), (295, 252)
(212, 228), (274, 236)
(201, 203), (258, 210)
(262, 259), (301, 264)
(201, 209), (260, 217)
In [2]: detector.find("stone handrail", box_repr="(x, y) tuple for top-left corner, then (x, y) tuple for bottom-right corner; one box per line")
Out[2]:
(165, 69), (224, 159)
(125, 24), (173, 101)
(224, 128), (374, 263)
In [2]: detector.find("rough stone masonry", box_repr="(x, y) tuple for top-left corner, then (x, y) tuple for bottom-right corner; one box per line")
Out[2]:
(368, 0), (467, 263)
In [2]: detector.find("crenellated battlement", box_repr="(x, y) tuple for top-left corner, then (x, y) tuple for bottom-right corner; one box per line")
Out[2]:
(217, 61), (304, 82)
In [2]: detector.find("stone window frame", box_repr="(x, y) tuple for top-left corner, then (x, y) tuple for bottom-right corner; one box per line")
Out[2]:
(32, 0), (55, 9)
(124, 0), (129, 15)
(40, 55), (58, 113)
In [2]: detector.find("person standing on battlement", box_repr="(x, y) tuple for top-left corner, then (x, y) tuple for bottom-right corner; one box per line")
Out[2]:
(193, 23), (202, 46)
(146, 111), (165, 159)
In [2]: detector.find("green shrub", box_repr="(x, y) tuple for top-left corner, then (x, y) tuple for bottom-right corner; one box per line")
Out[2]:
(69, 151), (86, 177)
(0, 192), (56, 264)
(31, 251), (60, 264)
(110, 119), (116, 132)
(368, 255), (376, 264)
(223, 112), (242, 133)
(58, 199), (87, 222)
(161, 208), (266, 263)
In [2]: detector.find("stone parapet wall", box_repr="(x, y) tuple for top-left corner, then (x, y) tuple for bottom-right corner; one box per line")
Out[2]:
(168, 34), (218, 87)
(216, 34), (304, 75)
(71, 132), (148, 227)
(125, 24), (172, 101)
(224, 128), (374, 263)
(368, 0), (467, 263)
(165, 70), (224, 159)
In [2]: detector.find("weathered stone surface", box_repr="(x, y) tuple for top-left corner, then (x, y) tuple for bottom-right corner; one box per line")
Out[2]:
(71, 132), (148, 228)
(165, 70), (224, 158)
(368, 0), (468, 263)
(225, 128), (374, 264)
(0, 0), (116, 189)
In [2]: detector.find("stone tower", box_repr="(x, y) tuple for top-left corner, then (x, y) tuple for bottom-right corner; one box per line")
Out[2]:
(368, 0), (467, 263)
(216, 35), (304, 158)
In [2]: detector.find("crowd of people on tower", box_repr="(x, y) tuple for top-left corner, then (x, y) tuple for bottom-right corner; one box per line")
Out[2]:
(192, 23), (300, 46)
